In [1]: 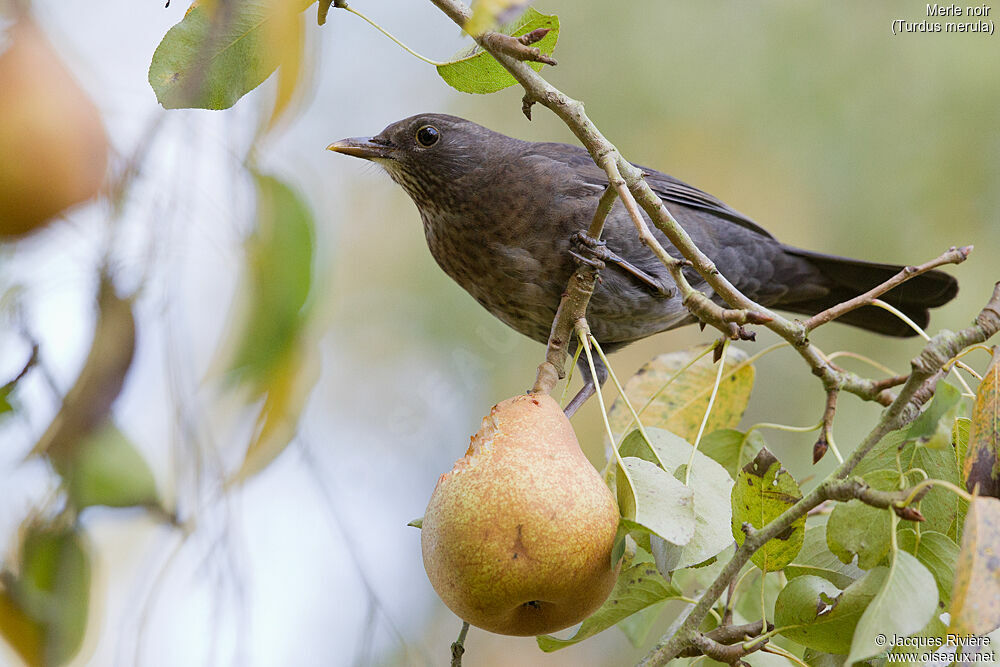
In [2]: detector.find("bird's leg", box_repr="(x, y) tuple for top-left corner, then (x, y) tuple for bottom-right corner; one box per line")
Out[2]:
(571, 232), (674, 298)
(563, 338), (609, 417)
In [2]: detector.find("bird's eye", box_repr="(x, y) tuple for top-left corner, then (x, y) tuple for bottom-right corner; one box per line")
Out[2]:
(415, 125), (440, 147)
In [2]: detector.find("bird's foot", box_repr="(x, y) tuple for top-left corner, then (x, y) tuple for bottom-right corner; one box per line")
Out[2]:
(570, 232), (674, 298)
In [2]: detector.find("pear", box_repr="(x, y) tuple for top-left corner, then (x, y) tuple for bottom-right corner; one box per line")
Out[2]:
(0, 16), (109, 238)
(421, 393), (620, 636)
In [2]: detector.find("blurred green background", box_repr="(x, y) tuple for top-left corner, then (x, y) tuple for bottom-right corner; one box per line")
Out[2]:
(0, 1), (997, 665)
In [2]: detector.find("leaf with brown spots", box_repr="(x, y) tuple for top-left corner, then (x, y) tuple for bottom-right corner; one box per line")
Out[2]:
(948, 496), (1000, 635)
(731, 447), (805, 572)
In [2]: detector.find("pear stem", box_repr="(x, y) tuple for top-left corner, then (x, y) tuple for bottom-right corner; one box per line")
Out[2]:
(450, 621), (470, 666)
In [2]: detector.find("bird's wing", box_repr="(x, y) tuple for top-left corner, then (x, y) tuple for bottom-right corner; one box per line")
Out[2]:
(639, 169), (776, 240)
(533, 141), (775, 240)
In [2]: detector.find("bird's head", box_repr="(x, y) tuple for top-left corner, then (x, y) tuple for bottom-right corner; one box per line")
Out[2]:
(327, 114), (518, 211)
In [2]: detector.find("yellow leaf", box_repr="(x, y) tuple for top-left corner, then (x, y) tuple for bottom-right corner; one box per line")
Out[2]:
(466, 0), (533, 36)
(607, 346), (754, 445)
(965, 349), (1000, 497)
(0, 589), (44, 667)
(948, 496), (1000, 635)
(263, 0), (307, 131)
(226, 338), (320, 487)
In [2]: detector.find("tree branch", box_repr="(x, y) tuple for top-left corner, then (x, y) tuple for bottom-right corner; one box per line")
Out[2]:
(532, 184), (617, 394)
(676, 621), (770, 659)
(802, 245), (972, 332)
(480, 29), (557, 66)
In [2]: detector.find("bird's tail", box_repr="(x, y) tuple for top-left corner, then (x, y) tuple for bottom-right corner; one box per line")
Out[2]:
(777, 246), (959, 337)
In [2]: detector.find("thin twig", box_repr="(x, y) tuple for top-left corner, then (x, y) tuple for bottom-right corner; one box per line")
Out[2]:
(802, 245), (972, 332)
(480, 30), (557, 66)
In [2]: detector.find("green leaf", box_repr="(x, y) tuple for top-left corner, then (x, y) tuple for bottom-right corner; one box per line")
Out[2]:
(855, 428), (968, 540)
(536, 551), (682, 651)
(906, 381), (961, 449)
(618, 456), (695, 547)
(895, 529), (959, 607)
(621, 428), (734, 571)
(0, 378), (14, 417)
(786, 525), (864, 589)
(608, 347), (755, 446)
(218, 172), (318, 485)
(406, 517), (423, 529)
(149, 0), (314, 110)
(58, 421), (159, 510)
(226, 172), (315, 390)
(699, 428), (764, 479)
(6, 523), (91, 666)
(848, 550), (937, 663)
(826, 470), (898, 569)
(954, 417), (971, 469)
(436, 8), (558, 94)
(731, 447), (805, 572)
(948, 496), (1000, 635)
(616, 600), (666, 647)
(774, 570), (884, 655)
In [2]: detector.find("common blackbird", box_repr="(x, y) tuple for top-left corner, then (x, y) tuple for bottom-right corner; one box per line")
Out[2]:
(328, 114), (958, 415)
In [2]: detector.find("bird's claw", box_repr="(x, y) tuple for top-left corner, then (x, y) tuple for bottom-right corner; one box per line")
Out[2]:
(568, 249), (605, 270)
(569, 231), (674, 299)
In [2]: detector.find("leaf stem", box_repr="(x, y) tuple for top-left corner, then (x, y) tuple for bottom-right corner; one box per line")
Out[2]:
(900, 477), (973, 506)
(759, 572), (767, 627)
(746, 421), (822, 435)
(874, 299), (977, 396)
(578, 324), (623, 472)
(589, 334), (655, 454)
(613, 340), (718, 449)
(341, 5), (447, 66)
(760, 642), (811, 667)
(686, 339), (728, 484)
(827, 350), (898, 377)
